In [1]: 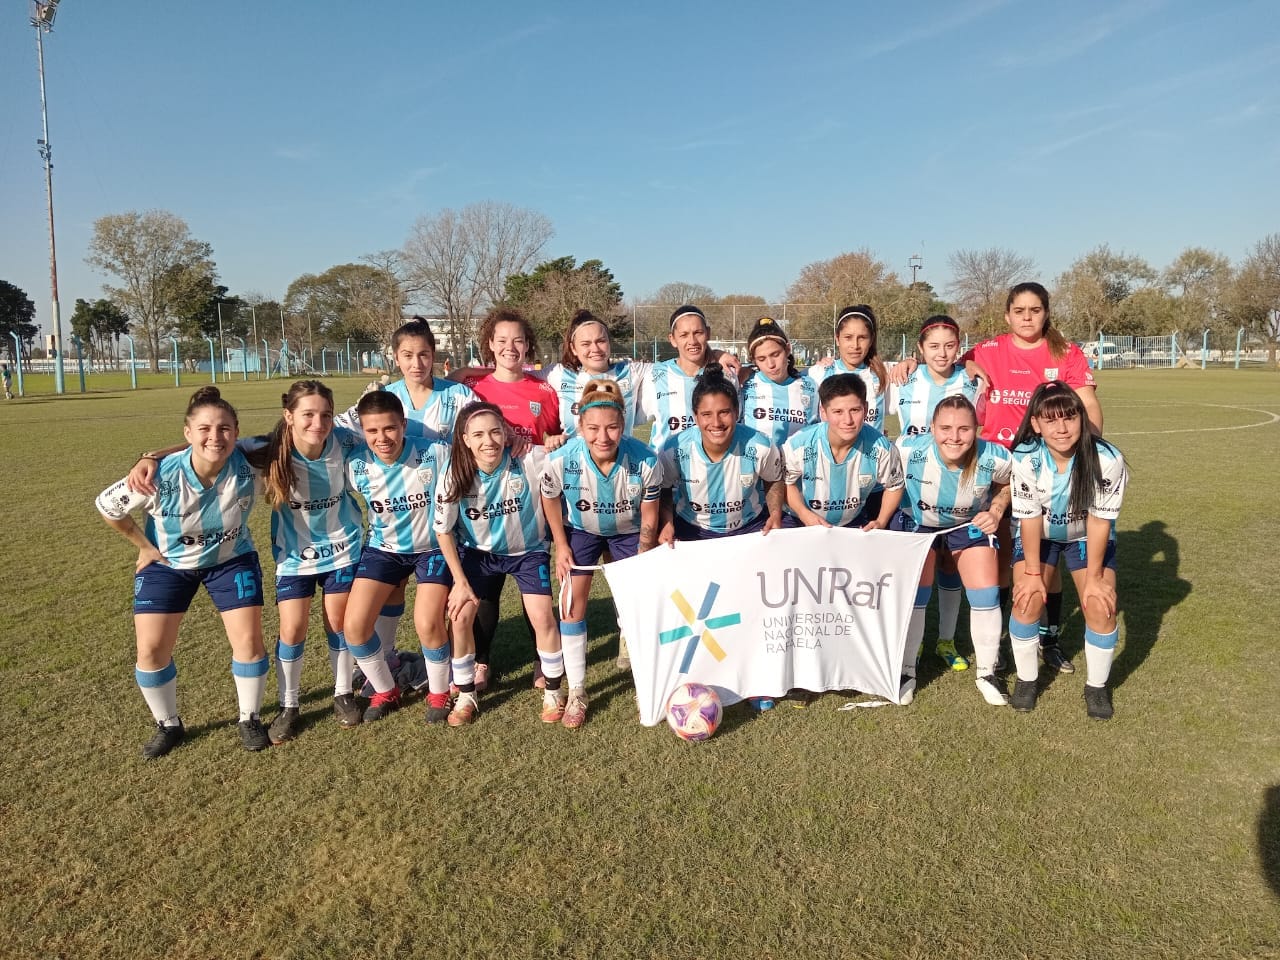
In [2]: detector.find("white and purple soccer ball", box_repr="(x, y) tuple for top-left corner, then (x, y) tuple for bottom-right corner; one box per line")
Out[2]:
(665, 682), (722, 742)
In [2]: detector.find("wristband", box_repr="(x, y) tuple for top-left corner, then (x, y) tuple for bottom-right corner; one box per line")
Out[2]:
(137, 454), (160, 462)
(1023, 569), (1043, 577)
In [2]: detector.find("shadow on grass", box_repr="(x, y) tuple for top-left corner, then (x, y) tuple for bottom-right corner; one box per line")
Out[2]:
(1260, 786), (1280, 900)
(1111, 520), (1190, 689)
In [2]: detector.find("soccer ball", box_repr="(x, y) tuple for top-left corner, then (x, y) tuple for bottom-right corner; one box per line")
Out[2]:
(665, 682), (722, 741)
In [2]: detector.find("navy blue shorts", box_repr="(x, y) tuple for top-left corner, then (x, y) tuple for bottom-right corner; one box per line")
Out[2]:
(565, 527), (641, 567)
(462, 549), (552, 597)
(673, 511), (768, 541)
(1013, 537), (1117, 573)
(134, 553), (264, 615)
(275, 563), (358, 603)
(356, 546), (453, 587)
(890, 511), (998, 553)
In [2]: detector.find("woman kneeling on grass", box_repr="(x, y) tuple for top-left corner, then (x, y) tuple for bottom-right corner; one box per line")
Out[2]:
(541, 380), (664, 725)
(341, 390), (456, 726)
(97, 387), (270, 758)
(892, 396), (1012, 707)
(1008, 382), (1128, 719)
(434, 402), (572, 727)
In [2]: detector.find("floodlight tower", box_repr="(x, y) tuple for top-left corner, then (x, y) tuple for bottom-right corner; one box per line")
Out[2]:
(909, 253), (923, 286)
(32, 0), (65, 394)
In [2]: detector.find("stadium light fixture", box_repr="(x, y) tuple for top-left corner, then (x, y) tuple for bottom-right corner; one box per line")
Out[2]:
(31, 0), (65, 394)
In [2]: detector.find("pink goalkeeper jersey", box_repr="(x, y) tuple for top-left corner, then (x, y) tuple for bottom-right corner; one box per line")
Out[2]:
(962, 335), (1094, 448)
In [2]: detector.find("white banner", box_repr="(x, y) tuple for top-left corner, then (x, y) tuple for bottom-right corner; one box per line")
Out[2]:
(601, 526), (937, 726)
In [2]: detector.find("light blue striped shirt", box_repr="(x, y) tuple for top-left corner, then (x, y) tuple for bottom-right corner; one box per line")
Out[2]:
(96, 448), (259, 570)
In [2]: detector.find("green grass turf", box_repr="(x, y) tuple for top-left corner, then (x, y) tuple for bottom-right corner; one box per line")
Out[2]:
(0, 369), (1278, 959)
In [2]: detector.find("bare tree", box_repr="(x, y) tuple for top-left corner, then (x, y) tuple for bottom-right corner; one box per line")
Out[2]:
(649, 281), (716, 305)
(946, 248), (1036, 335)
(466, 201), (554, 307)
(783, 249), (895, 340)
(85, 210), (216, 372)
(401, 202), (553, 362)
(1054, 245), (1157, 340)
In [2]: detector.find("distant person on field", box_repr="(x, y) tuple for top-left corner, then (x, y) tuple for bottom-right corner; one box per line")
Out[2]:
(2, 364), (12, 400)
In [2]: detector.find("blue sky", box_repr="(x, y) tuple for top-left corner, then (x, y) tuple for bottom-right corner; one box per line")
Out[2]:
(2, 0), (1277, 335)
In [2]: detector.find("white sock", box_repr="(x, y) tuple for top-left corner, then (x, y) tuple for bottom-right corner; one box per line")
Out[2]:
(539, 649), (565, 691)
(1084, 627), (1119, 687)
(903, 606), (926, 675)
(969, 607), (1002, 675)
(275, 637), (305, 708)
(231, 655), (270, 722)
(326, 631), (354, 696)
(936, 572), (962, 641)
(376, 603), (404, 665)
(136, 661), (180, 726)
(560, 619), (588, 690)
(422, 644), (451, 695)
(451, 653), (476, 688)
(347, 633), (395, 694)
(1009, 616), (1040, 682)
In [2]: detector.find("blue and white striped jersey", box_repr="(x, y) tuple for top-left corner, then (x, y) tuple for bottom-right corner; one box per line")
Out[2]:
(1010, 438), (1127, 543)
(544, 360), (650, 437)
(895, 433), (1011, 528)
(435, 448), (548, 555)
(96, 448), (259, 570)
(347, 436), (450, 553)
(806, 360), (886, 431)
(336, 377), (477, 441)
(890, 367), (981, 438)
(637, 360), (701, 449)
(541, 435), (663, 536)
(660, 425), (782, 534)
(738, 370), (821, 446)
(270, 427), (365, 576)
(783, 423), (904, 526)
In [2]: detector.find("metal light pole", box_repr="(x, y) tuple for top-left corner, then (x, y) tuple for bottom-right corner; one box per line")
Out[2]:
(909, 254), (923, 286)
(32, 0), (65, 394)
(215, 298), (226, 381)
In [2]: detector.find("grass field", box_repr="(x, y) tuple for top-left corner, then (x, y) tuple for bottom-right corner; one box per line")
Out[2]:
(1, 369), (1278, 959)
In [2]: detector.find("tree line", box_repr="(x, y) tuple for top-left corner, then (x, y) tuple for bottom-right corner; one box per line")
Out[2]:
(2, 205), (1276, 371)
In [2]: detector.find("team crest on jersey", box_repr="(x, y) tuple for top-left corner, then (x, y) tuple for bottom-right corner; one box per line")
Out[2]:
(1044, 368), (1059, 379)
(858, 474), (873, 487)
(529, 401), (541, 416)
(626, 483), (641, 497)
(238, 497), (252, 512)
(418, 467), (435, 485)
(740, 475), (755, 489)
(507, 475), (526, 495)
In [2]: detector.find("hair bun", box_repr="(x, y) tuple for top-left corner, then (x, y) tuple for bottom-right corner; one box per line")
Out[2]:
(191, 386), (222, 404)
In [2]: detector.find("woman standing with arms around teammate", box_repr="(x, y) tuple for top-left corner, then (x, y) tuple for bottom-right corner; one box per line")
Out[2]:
(246, 380), (367, 740)
(1007, 382), (1127, 719)
(434, 402), (571, 727)
(544, 309), (649, 436)
(893, 396), (1012, 706)
(97, 387), (270, 758)
(808, 305), (892, 434)
(336, 318), (477, 675)
(541, 380), (664, 725)
(894, 283), (1101, 673)
(342, 390), (456, 725)
(737, 317), (820, 448)
(890, 315), (983, 672)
